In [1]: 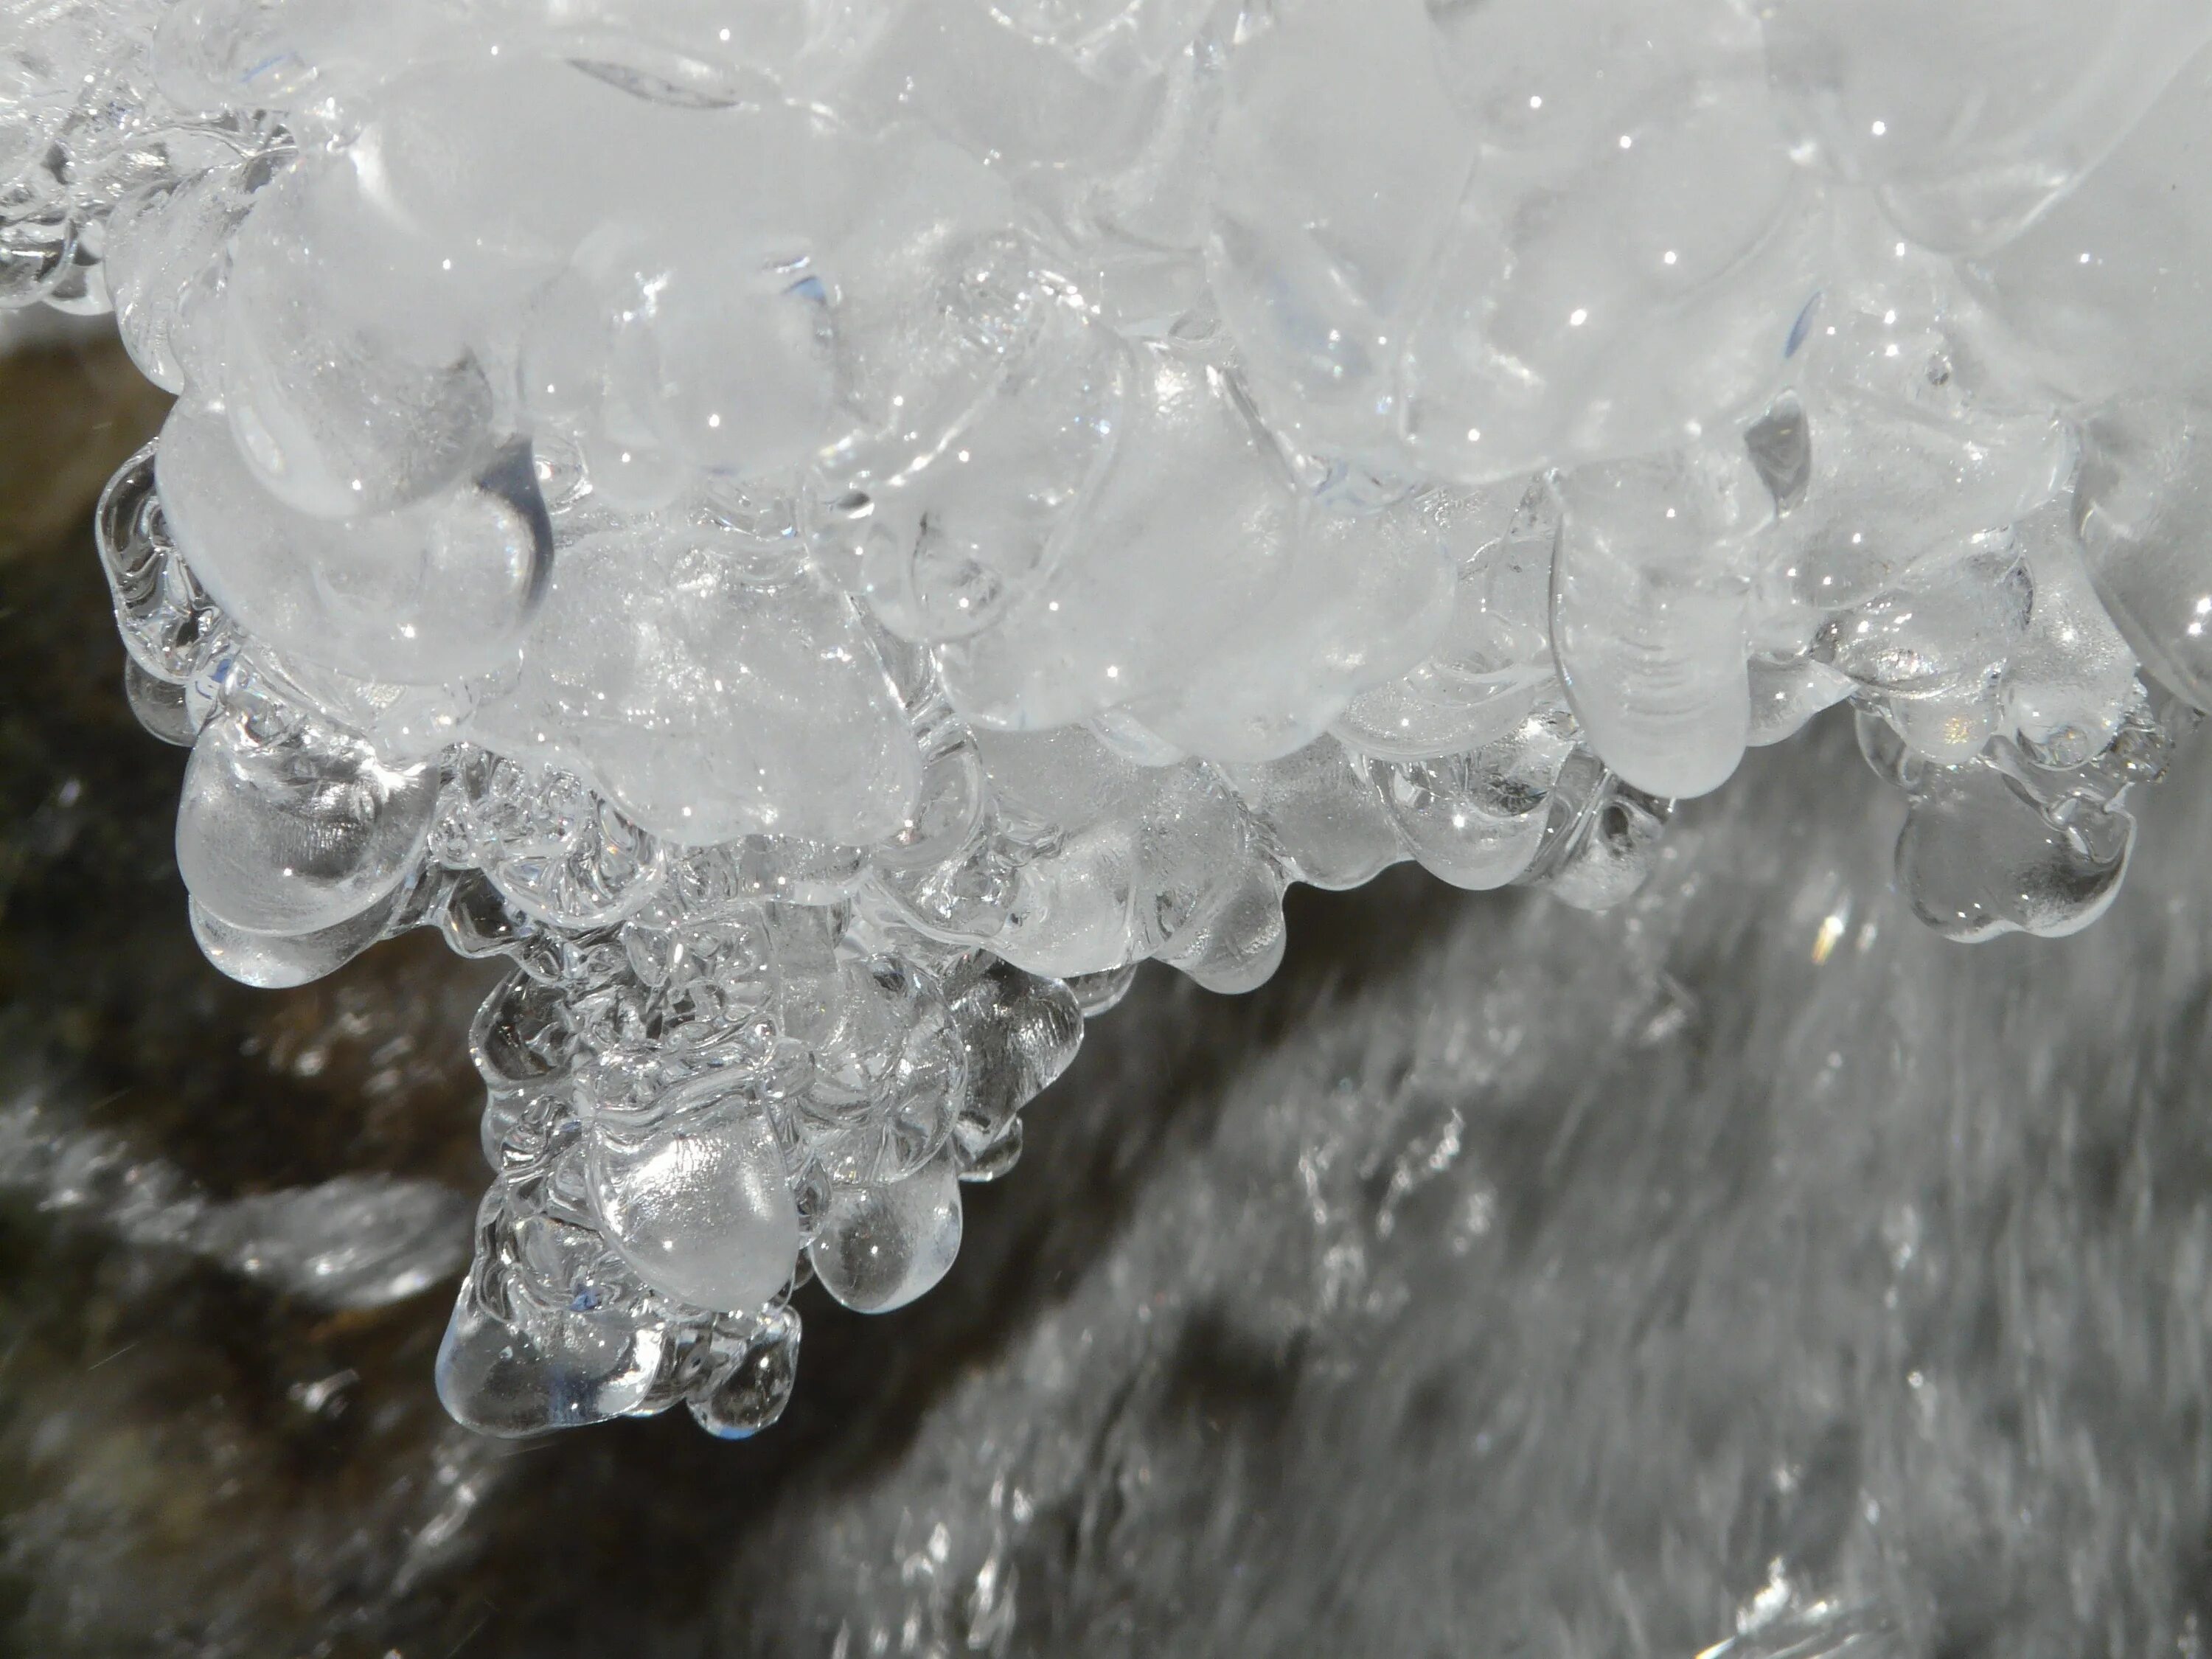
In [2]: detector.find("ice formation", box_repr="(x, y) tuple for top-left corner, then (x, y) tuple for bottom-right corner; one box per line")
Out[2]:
(4, 0), (2208, 1438)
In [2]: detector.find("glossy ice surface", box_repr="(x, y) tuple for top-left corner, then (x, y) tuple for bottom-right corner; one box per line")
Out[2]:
(4, 0), (2209, 1435)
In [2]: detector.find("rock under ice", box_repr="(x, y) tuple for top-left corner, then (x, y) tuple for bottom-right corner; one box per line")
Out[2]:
(2, 0), (2206, 1436)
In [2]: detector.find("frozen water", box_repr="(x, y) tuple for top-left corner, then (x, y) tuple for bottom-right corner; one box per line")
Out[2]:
(807, 1149), (964, 1312)
(8, 0), (2212, 1434)
(1761, 0), (2212, 254)
(586, 1071), (801, 1315)
(175, 700), (439, 936)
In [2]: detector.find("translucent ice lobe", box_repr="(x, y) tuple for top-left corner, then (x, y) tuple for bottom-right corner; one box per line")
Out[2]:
(188, 890), (398, 989)
(983, 0), (1214, 80)
(1758, 330), (2076, 627)
(599, 229), (838, 482)
(854, 285), (1127, 646)
(1372, 709), (1576, 891)
(796, 956), (967, 1184)
(220, 160), (498, 518)
(102, 160), (251, 393)
(458, 755), (668, 931)
(1895, 761), (2133, 942)
(1552, 457), (1757, 799)
(1963, 46), (2212, 404)
(95, 439), (226, 687)
(813, 136), (1054, 499)
(2073, 398), (2212, 712)
(1758, 0), (2212, 254)
(978, 731), (1274, 981)
(1815, 538), (2033, 765)
(358, 55), (849, 274)
(175, 705), (438, 936)
(1204, 0), (1469, 465)
(687, 1304), (801, 1439)
(830, 0), (1161, 178)
(936, 343), (1304, 733)
(585, 1073), (800, 1315)
(154, 400), (552, 686)
(942, 960), (1082, 1164)
(147, 0), (445, 117)
(2005, 506), (2138, 763)
(1333, 485), (1558, 762)
(992, 820), (1140, 978)
(434, 1280), (662, 1437)
(1128, 487), (1456, 762)
(436, 1199), (669, 1437)
(869, 731), (1020, 945)
(1228, 737), (1402, 892)
(975, 723), (1141, 835)
(807, 1150), (962, 1313)
(495, 529), (920, 846)
(1401, 0), (1825, 479)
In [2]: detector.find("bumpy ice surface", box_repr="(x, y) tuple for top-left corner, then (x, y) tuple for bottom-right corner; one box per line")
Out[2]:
(3, 0), (2209, 1437)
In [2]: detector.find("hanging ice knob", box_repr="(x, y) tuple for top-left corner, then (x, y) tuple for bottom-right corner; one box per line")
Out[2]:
(14, 0), (2211, 1434)
(585, 1072), (801, 1316)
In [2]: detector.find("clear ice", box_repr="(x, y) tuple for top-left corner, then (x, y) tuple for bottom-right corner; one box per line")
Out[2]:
(3, 0), (2208, 1436)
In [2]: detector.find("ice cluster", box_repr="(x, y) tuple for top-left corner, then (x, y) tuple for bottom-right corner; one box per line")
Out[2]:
(6, 0), (2211, 1437)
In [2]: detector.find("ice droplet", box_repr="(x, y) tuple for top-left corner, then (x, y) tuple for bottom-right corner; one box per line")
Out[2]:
(808, 1150), (964, 1314)
(176, 703), (437, 936)
(586, 1071), (801, 1315)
